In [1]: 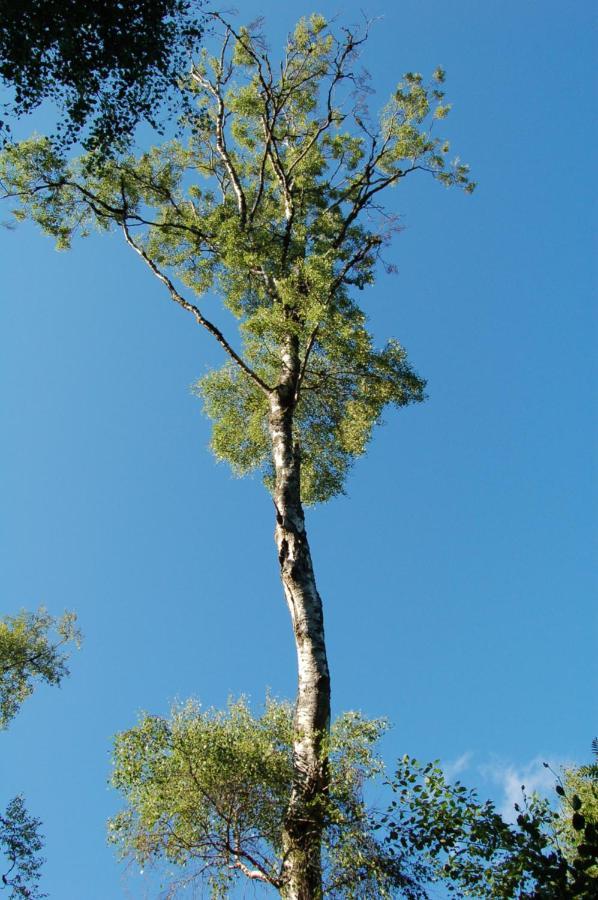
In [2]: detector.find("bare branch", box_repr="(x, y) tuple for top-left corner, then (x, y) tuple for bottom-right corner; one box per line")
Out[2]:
(121, 220), (272, 394)
(191, 44), (248, 225)
(330, 163), (426, 251)
(225, 835), (281, 888)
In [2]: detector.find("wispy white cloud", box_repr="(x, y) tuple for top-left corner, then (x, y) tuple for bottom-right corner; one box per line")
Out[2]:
(479, 756), (559, 821)
(438, 751), (572, 822)
(442, 751), (473, 782)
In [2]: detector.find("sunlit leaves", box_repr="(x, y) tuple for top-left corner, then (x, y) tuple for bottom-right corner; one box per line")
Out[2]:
(195, 308), (424, 503)
(110, 702), (598, 899)
(110, 697), (294, 882)
(110, 698), (401, 897)
(0, 608), (81, 729)
(0, 13), (473, 503)
(556, 751), (598, 882)
(196, 364), (270, 476)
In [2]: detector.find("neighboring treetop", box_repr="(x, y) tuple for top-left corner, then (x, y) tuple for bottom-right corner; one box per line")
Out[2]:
(0, 608), (81, 729)
(0, 0), (205, 157)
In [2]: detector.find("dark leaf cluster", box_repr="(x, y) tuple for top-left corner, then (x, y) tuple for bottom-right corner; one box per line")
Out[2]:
(0, 0), (205, 158)
(0, 797), (46, 899)
(383, 753), (598, 898)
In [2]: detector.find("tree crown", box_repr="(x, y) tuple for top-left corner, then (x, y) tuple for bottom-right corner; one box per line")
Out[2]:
(110, 698), (404, 897)
(0, 13), (474, 503)
(0, 607), (80, 729)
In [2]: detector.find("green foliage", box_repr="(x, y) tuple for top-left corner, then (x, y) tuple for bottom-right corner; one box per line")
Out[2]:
(383, 753), (598, 898)
(0, 607), (80, 899)
(109, 698), (405, 897)
(0, 13), (473, 504)
(0, 796), (46, 899)
(0, 608), (80, 729)
(555, 741), (598, 881)
(0, 0), (205, 157)
(196, 332), (424, 504)
(110, 698), (293, 880)
(110, 700), (597, 897)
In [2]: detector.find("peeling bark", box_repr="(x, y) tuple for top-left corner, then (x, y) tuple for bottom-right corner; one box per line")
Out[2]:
(269, 336), (331, 898)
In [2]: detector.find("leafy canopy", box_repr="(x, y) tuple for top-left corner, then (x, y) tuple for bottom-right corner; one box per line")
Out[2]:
(0, 13), (474, 503)
(0, 608), (80, 729)
(555, 740), (598, 882)
(0, 0), (205, 157)
(110, 698), (409, 897)
(383, 751), (598, 898)
(110, 699), (597, 898)
(0, 607), (77, 897)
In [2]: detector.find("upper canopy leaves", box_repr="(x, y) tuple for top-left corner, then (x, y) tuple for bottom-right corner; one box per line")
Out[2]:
(0, 13), (474, 502)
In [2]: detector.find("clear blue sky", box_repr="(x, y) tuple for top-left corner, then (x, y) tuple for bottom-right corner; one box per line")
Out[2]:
(1, 1), (595, 896)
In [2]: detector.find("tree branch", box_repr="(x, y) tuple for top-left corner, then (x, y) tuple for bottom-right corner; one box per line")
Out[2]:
(121, 221), (271, 394)
(228, 859), (272, 883)
(191, 36), (247, 226)
(329, 235), (382, 295)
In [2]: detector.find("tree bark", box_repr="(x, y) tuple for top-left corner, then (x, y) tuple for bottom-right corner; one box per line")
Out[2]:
(268, 339), (331, 899)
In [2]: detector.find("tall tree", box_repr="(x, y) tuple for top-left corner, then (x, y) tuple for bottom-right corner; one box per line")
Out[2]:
(0, 0), (205, 156)
(0, 13), (473, 896)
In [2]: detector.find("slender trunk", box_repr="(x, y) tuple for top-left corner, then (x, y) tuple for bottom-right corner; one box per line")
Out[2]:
(268, 338), (331, 899)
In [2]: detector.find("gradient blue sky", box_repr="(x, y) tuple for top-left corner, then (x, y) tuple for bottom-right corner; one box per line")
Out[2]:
(1, 1), (595, 896)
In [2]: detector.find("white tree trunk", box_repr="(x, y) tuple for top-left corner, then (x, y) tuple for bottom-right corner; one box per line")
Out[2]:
(269, 364), (331, 898)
